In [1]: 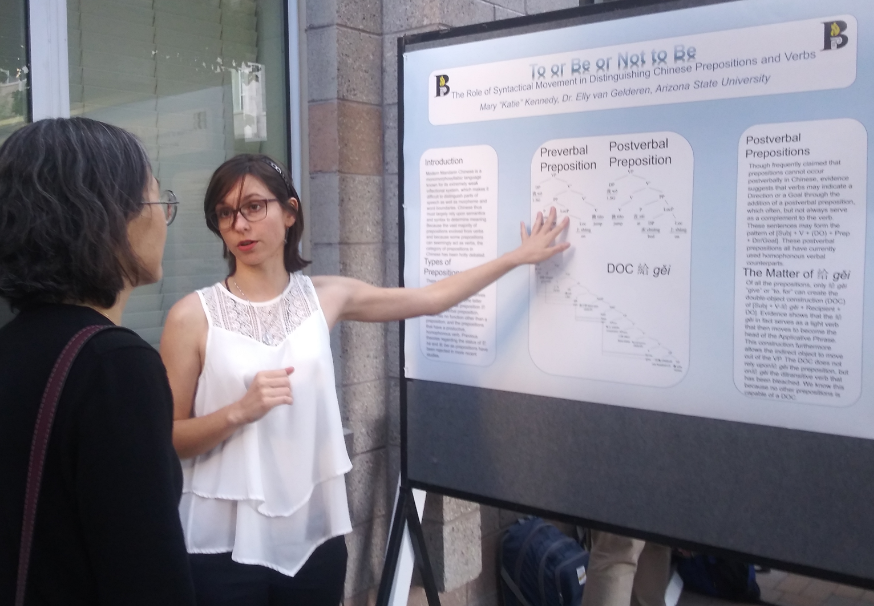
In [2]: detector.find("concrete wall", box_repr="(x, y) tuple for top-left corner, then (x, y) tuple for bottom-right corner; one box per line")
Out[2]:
(304, 1), (579, 604)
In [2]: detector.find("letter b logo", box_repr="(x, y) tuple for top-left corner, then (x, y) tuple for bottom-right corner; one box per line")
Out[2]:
(823, 21), (849, 50)
(435, 74), (450, 97)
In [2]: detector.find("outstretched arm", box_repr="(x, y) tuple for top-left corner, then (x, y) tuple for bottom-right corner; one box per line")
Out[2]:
(314, 207), (570, 330)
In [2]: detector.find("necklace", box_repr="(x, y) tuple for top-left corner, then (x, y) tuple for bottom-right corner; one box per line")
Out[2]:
(230, 276), (277, 345)
(224, 275), (292, 347)
(232, 277), (249, 302)
(229, 275), (290, 303)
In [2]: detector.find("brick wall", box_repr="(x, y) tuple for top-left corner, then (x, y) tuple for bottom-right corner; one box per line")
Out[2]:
(304, 1), (579, 605)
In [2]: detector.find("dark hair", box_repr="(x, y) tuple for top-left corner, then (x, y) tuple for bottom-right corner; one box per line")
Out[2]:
(203, 154), (309, 274)
(0, 117), (152, 310)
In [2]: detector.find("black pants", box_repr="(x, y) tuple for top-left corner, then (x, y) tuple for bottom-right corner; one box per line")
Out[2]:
(189, 536), (348, 606)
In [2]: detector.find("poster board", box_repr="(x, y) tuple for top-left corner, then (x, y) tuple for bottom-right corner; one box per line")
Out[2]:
(400, 0), (874, 586)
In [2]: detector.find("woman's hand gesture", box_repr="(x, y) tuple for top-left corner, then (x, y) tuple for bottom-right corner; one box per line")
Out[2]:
(229, 367), (295, 425)
(510, 206), (570, 265)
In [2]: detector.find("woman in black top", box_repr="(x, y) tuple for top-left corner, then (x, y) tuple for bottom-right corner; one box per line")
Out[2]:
(0, 118), (195, 604)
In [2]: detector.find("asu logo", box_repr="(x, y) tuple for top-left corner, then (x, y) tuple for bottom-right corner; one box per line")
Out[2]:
(823, 20), (849, 50)
(435, 74), (450, 97)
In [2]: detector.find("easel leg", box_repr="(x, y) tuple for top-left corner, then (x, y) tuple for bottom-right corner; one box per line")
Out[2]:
(405, 496), (441, 606)
(377, 484), (410, 606)
(376, 481), (437, 606)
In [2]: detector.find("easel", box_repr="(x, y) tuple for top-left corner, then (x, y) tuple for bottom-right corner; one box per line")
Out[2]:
(375, 481), (442, 606)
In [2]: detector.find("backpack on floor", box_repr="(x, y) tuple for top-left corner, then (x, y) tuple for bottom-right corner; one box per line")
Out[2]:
(675, 554), (761, 603)
(500, 517), (589, 606)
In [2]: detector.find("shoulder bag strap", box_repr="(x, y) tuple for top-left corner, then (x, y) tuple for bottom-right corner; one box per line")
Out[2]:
(15, 325), (116, 606)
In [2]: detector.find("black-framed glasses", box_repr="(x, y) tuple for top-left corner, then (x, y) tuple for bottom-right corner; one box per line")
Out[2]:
(143, 190), (179, 226)
(210, 198), (279, 231)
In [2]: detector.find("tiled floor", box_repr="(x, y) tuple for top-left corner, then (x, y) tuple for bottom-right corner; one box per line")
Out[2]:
(677, 570), (874, 606)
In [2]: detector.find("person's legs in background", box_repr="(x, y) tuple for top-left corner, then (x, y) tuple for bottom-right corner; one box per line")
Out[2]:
(582, 531), (672, 606)
(631, 542), (672, 606)
(583, 531), (646, 606)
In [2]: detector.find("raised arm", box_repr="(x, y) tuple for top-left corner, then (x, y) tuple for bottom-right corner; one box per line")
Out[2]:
(160, 293), (294, 459)
(314, 207), (570, 330)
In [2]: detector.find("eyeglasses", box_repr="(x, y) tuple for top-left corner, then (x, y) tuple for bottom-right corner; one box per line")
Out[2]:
(143, 190), (179, 226)
(210, 198), (279, 231)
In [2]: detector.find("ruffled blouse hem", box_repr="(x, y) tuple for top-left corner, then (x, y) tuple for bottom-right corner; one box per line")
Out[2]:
(183, 463), (353, 518)
(228, 527), (353, 577)
(186, 526), (353, 577)
(186, 546), (234, 555)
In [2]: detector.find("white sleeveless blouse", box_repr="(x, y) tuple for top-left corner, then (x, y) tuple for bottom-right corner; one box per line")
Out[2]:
(179, 273), (353, 576)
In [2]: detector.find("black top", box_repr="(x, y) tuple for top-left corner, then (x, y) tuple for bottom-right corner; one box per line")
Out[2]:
(0, 304), (195, 605)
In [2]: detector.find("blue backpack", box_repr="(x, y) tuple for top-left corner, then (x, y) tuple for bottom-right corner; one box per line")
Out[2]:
(676, 554), (761, 603)
(500, 518), (589, 606)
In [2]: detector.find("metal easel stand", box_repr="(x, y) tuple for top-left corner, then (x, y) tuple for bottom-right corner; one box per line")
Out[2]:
(375, 481), (442, 606)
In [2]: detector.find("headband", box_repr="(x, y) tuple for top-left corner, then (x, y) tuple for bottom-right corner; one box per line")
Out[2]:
(259, 157), (296, 199)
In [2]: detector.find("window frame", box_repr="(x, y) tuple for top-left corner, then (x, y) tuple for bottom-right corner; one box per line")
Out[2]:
(27, 0), (70, 120)
(26, 0), (304, 188)
(17, 0), (307, 333)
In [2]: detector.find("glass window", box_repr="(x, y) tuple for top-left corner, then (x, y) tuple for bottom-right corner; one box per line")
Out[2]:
(67, 0), (290, 345)
(0, 0), (29, 326)
(0, 0), (28, 145)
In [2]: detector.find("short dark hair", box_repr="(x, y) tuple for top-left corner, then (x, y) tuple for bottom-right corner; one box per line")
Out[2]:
(0, 118), (152, 310)
(203, 154), (309, 274)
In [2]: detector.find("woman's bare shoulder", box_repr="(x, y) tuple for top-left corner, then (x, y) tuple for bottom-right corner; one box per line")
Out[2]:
(164, 291), (207, 333)
(309, 274), (338, 288)
(309, 274), (353, 330)
(309, 274), (349, 303)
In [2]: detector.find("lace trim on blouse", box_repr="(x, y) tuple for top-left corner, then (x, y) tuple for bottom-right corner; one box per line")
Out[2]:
(200, 274), (320, 346)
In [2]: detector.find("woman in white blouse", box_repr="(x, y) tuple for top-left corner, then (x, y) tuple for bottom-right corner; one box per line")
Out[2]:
(160, 154), (568, 606)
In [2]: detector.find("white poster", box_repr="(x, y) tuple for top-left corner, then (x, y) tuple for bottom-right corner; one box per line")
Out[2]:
(403, 0), (874, 440)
